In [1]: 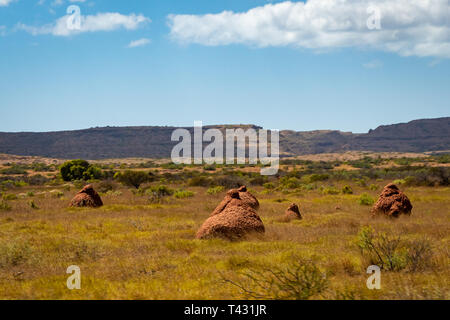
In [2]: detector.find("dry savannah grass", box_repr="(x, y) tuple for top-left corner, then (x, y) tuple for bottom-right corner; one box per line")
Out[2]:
(0, 156), (449, 300)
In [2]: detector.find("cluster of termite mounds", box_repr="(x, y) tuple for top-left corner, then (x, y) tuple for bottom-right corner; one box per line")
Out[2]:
(67, 182), (413, 240)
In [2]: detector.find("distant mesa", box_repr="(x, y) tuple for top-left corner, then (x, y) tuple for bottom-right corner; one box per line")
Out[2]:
(0, 118), (448, 159)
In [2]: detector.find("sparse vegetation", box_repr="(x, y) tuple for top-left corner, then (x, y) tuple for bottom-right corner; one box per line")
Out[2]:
(207, 186), (225, 195)
(358, 193), (375, 206)
(114, 170), (152, 189)
(0, 153), (448, 299)
(222, 258), (328, 300)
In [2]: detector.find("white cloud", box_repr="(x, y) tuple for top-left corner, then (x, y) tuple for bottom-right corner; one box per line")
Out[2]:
(363, 60), (383, 69)
(168, 0), (450, 58)
(18, 12), (150, 36)
(0, 0), (15, 7)
(51, 0), (63, 6)
(127, 38), (151, 48)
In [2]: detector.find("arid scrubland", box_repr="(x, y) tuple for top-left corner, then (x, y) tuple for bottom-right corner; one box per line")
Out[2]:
(0, 154), (448, 300)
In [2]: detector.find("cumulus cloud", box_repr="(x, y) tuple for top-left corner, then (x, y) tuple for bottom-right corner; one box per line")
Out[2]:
(18, 12), (150, 36)
(168, 0), (450, 58)
(0, 0), (15, 7)
(127, 38), (151, 48)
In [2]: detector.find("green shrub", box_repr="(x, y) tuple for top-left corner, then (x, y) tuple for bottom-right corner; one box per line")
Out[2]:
(354, 178), (368, 187)
(342, 185), (353, 194)
(31, 163), (54, 172)
(174, 190), (195, 199)
(0, 241), (33, 267)
(280, 177), (301, 189)
(357, 227), (433, 272)
(405, 238), (433, 272)
(0, 200), (11, 211)
(322, 187), (340, 195)
(222, 259), (328, 300)
(434, 154), (450, 164)
(26, 191), (35, 197)
(369, 184), (378, 191)
(301, 174), (329, 184)
(0, 165), (27, 175)
(207, 186), (225, 195)
(301, 184), (316, 191)
(148, 185), (174, 197)
(357, 227), (406, 271)
(188, 176), (212, 187)
(14, 181), (28, 188)
(60, 160), (102, 182)
(203, 164), (216, 171)
(146, 185), (174, 203)
(263, 182), (275, 190)
(3, 194), (17, 201)
(212, 175), (246, 188)
(49, 190), (64, 198)
(358, 193), (375, 206)
(114, 170), (152, 189)
(393, 179), (406, 185)
(26, 174), (49, 186)
(105, 190), (122, 197)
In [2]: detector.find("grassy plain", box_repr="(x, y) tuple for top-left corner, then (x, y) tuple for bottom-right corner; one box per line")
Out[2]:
(0, 154), (448, 300)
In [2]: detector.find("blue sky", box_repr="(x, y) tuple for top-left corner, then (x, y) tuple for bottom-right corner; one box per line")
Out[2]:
(0, 0), (449, 133)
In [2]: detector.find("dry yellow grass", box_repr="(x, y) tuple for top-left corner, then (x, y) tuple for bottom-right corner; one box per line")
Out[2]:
(0, 179), (448, 300)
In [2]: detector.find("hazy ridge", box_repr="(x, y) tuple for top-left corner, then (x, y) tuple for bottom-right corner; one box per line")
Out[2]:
(0, 118), (448, 159)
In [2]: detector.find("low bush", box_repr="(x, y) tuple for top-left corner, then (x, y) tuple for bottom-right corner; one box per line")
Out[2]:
(3, 194), (17, 201)
(263, 182), (275, 190)
(342, 185), (353, 194)
(0, 200), (11, 211)
(207, 186), (225, 195)
(188, 176), (212, 187)
(174, 190), (195, 199)
(358, 227), (406, 271)
(358, 193), (375, 206)
(322, 187), (340, 195)
(222, 259), (328, 300)
(114, 170), (153, 189)
(357, 227), (433, 272)
(212, 175), (247, 189)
